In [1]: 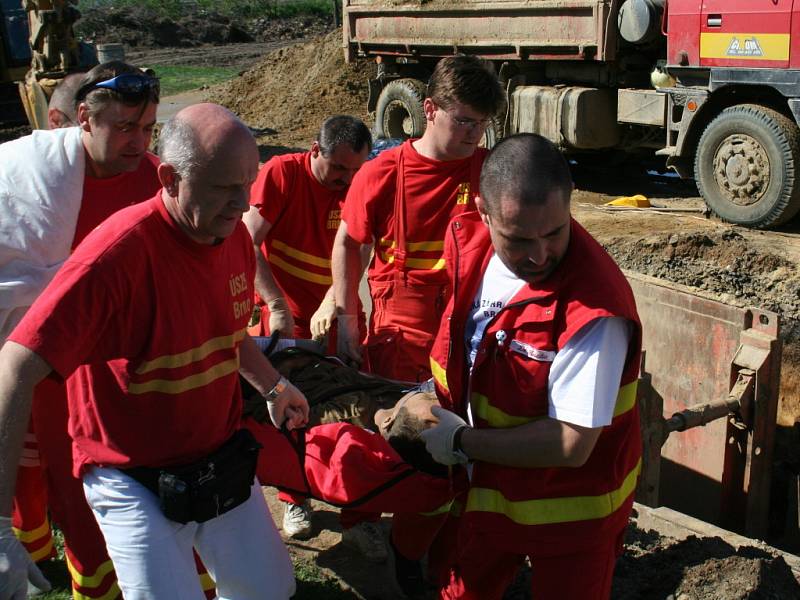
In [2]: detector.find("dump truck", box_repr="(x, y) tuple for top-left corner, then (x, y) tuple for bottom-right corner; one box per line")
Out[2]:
(343, 0), (800, 229)
(1, 0), (93, 129)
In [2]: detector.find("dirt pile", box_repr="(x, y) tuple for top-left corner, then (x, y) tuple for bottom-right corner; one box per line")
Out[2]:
(613, 526), (800, 599)
(75, 6), (332, 48)
(209, 30), (375, 144)
(605, 228), (800, 340)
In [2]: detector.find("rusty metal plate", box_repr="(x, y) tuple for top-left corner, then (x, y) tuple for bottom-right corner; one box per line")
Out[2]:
(346, 0), (607, 59)
(627, 272), (778, 526)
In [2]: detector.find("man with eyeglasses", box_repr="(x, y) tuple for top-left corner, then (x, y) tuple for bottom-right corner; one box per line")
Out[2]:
(330, 54), (505, 595)
(1, 60), (162, 599)
(0, 103), (308, 600)
(332, 55), (505, 383)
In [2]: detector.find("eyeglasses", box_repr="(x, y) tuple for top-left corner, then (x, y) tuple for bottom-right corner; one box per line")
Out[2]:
(76, 73), (160, 102)
(440, 108), (492, 130)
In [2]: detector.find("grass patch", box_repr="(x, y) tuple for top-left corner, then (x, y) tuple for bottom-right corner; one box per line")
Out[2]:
(293, 559), (357, 599)
(151, 65), (241, 97)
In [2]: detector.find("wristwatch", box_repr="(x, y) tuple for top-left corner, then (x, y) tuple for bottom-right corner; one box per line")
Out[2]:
(265, 376), (288, 400)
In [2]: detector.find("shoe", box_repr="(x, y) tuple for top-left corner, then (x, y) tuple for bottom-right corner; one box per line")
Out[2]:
(341, 521), (388, 563)
(390, 537), (426, 599)
(282, 501), (312, 539)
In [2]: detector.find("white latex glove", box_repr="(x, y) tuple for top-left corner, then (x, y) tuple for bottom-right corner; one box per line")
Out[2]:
(0, 516), (51, 600)
(336, 314), (362, 367)
(267, 297), (295, 338)
(420, 406), (470, 466)
(310, 297), (337, 342)
(267, 379), (310, 430)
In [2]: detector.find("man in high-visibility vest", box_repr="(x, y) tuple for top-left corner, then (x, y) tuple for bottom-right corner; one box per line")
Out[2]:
(422, 134), (642, 599)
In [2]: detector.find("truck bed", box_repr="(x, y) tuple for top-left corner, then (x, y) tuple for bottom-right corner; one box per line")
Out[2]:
(343, 0), (617, 63)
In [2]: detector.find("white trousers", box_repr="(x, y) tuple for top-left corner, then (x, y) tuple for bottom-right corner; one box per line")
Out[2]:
(83, 467), (295, 600)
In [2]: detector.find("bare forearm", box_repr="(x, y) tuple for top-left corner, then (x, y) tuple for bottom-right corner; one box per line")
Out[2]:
(332, 223), (365, 316)
(459, 418), (602, 469)
(0, 343), (51, 515)
(253, 247), (285, 303)
(238, 334), (280, 396)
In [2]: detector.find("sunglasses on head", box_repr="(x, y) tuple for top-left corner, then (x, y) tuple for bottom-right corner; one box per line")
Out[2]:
(77, 73), (160, 102)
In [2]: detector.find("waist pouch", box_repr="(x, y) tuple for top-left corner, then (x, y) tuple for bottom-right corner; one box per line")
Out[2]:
(124, 429), (262, 524)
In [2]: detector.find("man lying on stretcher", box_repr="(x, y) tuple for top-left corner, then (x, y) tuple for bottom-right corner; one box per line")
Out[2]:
(239, 345), (465, 514)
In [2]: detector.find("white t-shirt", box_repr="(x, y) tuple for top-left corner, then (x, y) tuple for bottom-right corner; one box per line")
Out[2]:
(465, 253), (631, 428)
(465, 253), (525, 368)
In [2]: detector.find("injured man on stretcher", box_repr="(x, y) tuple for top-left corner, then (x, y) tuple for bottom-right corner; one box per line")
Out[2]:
(240, 341), (465, 514)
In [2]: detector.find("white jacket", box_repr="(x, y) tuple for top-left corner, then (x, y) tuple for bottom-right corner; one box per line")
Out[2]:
(0, 127), (85, 343)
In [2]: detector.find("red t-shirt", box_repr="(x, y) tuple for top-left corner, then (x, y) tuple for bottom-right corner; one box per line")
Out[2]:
(10, 195), (255, 476)
(249, 152), (345, 336)
(72, 152), (160, 248)
(342, 140), (486, 287)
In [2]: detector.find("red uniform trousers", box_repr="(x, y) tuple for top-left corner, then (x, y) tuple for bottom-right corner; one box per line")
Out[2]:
(11, 424), (55, 564)
(364, 279), (449, 383)
(433, 513), (624, 600)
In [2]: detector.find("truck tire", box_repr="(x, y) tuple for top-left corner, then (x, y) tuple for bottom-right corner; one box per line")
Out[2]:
(374, 78), (427, 140)
(695, 104), (800, 228)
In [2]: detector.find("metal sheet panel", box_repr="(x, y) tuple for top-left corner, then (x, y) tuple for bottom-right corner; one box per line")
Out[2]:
(628, 272), (747, 524)
(345, 0), (610, 60)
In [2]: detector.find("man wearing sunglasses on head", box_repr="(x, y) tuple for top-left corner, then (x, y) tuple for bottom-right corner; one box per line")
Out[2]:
(0, 103), (308, 600)
(1, 60), (161, 599)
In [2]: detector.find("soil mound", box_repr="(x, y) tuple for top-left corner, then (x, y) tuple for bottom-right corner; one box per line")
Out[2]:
(75, 6), (331, 48)
(613, 528), (800, 599)
(209, 30), (375, 143)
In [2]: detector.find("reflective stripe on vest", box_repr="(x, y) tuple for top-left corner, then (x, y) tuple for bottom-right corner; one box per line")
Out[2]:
(466, 457), (641, 525)
(471, 380), (638, 429)
(430, 356), (449, 391)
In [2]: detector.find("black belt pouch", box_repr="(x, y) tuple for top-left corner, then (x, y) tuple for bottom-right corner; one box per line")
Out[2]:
(125, 429), (262, 524)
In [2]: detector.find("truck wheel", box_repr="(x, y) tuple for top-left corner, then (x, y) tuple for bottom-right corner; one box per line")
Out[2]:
(374, 78), (427, 139)
(695, 104), (800, 228)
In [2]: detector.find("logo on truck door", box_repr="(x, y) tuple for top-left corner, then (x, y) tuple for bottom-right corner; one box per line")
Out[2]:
(700, 33), (789, 61)
(726, 37), (763, 57)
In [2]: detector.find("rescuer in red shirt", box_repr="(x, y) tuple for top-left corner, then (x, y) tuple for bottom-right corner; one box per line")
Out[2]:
(332, 55), (506, 383)
(0, 104), (310, 600)
(421, 134), (642, 599)
(243, 116), (374, 548)
(244, 115), (371, 345)
(4, 61), (166, 599)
